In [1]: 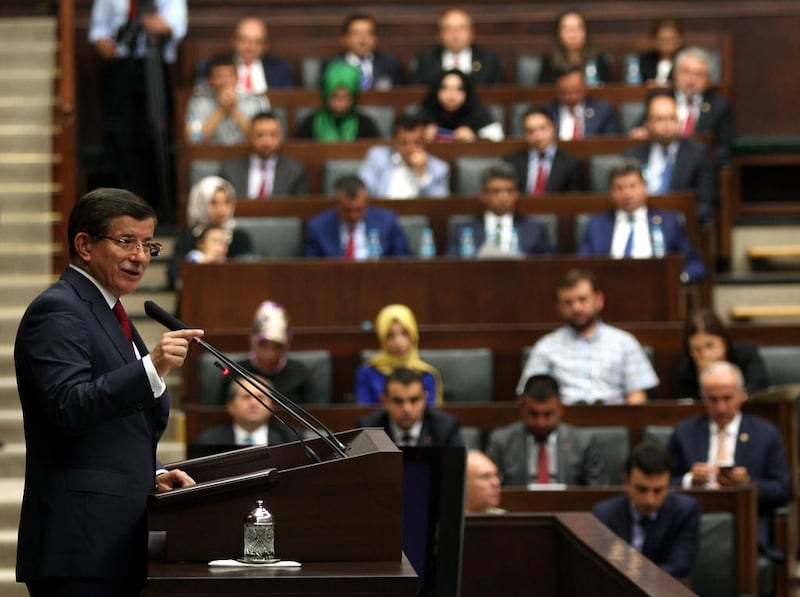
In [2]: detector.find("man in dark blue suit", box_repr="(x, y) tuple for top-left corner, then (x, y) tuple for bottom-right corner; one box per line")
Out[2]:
(579, 159), (707, 284)
(594, 442), (701, 580)
(304, 174), (411, 258)
(668, 361), (790, 559)
(357, 368), (464, 447)
(14, 189), (202, 595)
(448, 162), (554, 257)
(324, 13), (403, 90)
(230, 16), (292, 90)
(547, 67), (620, 140)
(623, 92), (716, 223)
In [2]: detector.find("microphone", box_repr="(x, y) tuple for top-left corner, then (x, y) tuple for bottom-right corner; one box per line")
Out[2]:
(144, 301), (347, 459)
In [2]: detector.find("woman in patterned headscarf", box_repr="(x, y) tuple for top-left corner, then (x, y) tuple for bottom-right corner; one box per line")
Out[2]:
(295, 60), (380, 141)
(355, 304), (443, 405)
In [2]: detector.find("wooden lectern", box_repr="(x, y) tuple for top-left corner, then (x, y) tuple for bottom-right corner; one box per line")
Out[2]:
(148, 428), (403, 563)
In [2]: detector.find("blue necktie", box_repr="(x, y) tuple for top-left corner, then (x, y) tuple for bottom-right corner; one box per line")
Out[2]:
(623, 214), (635, 257)
(658, 152), (673, 194)
(359, 60), (372, 90)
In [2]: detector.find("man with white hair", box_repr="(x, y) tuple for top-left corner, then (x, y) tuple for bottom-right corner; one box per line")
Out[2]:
(668, 361), (789, 558)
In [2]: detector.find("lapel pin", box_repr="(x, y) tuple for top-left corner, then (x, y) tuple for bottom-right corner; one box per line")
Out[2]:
(739, 432), (749, 443)
(701, 102), (711, 113)
(585, 107), (595, 119)
(472, 61), (482, 72)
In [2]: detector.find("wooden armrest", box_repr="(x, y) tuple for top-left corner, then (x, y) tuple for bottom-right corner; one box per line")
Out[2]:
(747, 245), (800, 259)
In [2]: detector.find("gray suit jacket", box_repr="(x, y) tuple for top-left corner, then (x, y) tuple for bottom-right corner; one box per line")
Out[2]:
(486, 421), (607, 486)
(220, 154), (308, 198)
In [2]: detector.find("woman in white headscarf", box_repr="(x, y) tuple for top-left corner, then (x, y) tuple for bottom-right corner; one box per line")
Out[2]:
(168, 175), (253, 289)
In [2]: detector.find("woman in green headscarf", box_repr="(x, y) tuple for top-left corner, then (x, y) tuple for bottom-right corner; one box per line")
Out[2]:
(295, 60), (381, 142)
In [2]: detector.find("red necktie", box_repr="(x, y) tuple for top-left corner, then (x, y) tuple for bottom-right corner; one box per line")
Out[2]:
(532, 153), (548, 195)
(537, 441), (550, 483)
(113, 300), (134, 349)
(243, 65), (252, 92)
(344, 229), (355, 259)
(257, 160), (270, 199)
(128, 0), (136, 20)
(570, 109), (581, 140)
(682, 102), (697, 136)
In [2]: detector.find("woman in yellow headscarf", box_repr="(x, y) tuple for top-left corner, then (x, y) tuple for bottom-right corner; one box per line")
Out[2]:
(355, 304), (443, 405)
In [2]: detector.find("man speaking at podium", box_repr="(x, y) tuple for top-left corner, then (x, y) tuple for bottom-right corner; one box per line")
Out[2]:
(14, 188), (203, 596)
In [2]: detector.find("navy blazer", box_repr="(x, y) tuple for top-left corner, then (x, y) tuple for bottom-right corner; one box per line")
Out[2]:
(503, 148), (582, 194)
(623, 139), (716, 223)
(547, 97), (621, 137)
(194, 421), (296, 447)
(578, 208), (707, 283)
(304, 206), (411, 258)
(411, 44), (506, 85)
(357, 408), (464, 447)
(593, 492), (701, 579)
(323, 51), (404, 88)
(14, 267), (169, 583)
(447, 215), (554, 256)
(687, 90), (734, 165)
(668, 413), (790, 556)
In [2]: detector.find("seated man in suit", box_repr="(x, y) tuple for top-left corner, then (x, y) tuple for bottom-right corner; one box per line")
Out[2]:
(227, 16), (292, 91)
(623, 92), (715, 223)
(220, 111), (308, 198)
(518, 269), (659, 405)
(668, 361), (790, 559)
(196, 375), (295, 448)
(304, 174), (411, 258)
(487, 374), (607, 486)
(465, 450), (505, 514)
(411, 8), (505, 86)
(357, 367), (464, 447)
(447, 162), (554, 257)
(359, 114), (450, 198)
(593, 442), (701, 580)
(504, 106), (582, 195)
(579, 159), (707, 284)
(547, 66), (620, 140)
(324, 12), (403, 91)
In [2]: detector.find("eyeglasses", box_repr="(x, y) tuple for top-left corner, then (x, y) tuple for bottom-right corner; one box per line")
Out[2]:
(92, 233), (163, 257)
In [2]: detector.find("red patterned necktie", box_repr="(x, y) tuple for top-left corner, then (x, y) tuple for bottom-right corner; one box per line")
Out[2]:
(537, 440), (550, 483)
(113, 300), (134, 346)
(532, 153), (548, 195)
(682, 102), (697, 136)
(344, 229), (355, 259)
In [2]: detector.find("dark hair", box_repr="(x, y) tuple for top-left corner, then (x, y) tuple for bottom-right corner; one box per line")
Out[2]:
(227, 374), (271, 402)
(251, 111), (282, 127)
(480, 161), (518, 189)
(520, 106), (554, 126)
(393, 113), (426, 134)
(68, 188), (156, 260)
(520, 374), (561, 402)
(625, 442), (673, 476)
(556, 268), (600, 294)
(334, 174), (367, 197)
(608, 158), (646, 187)
(341, 12), (377, 35)
(682, 308), (733, 358)
(644, 89), (676, 118)
(384, 367), (424, 393)
(208, 53), (237, 72)
(554, 64), (585, 81)
(650, 17), (684, 38)
(196, 224), (225, 243)
(550, 10), (596, 70)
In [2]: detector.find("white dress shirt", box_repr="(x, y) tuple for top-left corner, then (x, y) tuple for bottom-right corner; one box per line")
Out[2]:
(482, 212), (515, 252)
(237, 58), (268, 94)
(442, 48), (472, 74)
(558, 103), (584, 141)
(385, 152), (432, 199)
(610, 207), (653, 258)
(390, 420), (423, 446)
(233, 423), (269, 446)
(247, 155), (277, 199)
(644, 141), (678, 195)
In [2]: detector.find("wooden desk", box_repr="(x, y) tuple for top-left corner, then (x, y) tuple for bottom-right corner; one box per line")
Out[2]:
(178, 256), (685, 329)
(146, 555), (418, 596)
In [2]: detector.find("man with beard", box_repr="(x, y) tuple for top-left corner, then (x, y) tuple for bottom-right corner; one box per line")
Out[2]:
(517, 269), (658, 404)
(487, 374), (607, 486)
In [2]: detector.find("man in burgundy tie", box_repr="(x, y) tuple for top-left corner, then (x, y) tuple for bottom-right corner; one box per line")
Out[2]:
(548, 67), (621, 140)
(486, 374), (608, 487)
(14, 188), (203, 595)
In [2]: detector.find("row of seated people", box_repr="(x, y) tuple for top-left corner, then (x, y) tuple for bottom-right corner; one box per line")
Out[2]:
(170, 163), (709, 291)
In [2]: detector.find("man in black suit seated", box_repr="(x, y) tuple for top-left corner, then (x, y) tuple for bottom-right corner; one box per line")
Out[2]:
(324, 12), (403, 91)
(357, 368), (464, 447)
(220, 111), (308, 198)
(547, 66), (621, 140)
(196, 375), (295, 448)
(593, 442), (701, 581)
(504, 107), (582, 195)
(411, 8), (505, 86)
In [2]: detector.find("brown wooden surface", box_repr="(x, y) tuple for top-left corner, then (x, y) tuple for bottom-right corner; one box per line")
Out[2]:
(178, 256), (684, 331)
(462, 513), (694, 597)
(498, 486), (759, 597)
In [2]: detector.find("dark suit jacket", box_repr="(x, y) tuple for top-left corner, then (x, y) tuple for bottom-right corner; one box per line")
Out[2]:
(539, 53), (613, 85)
(304, 206), (411, 258)
(195, 53), (294, 89)
(637, 50), (674, 83)
(14, 267), (169, 583)
(578, 208), (707, 283)
(446, 215), (554, 256)
(547, 97), (621, 137)
(220, 154), (309, 198)
(675, 341), (770, 399)
(593, 492), (701, 578)
(623, 139), (716, 223)
(668, 413), (790, 556)
(357, 408), (464, 447)
(690, 90), (734, 165)
(323, 51), (404, 88)
(503, 147), (582, 194)
(194, 421), (296, 447)
(486, 422), (608, 486)
(411, 44), (505, 85)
